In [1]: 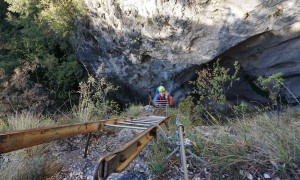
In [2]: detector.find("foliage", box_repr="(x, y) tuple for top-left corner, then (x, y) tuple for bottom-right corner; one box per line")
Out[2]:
(1, 0), (87, 110)
(178, 96), (194, 117)
(147, 141), (169, 175)
(257, 72), (284, 105)
(74, 69), (119, 122)
(0, 63), (52, 117)
(43, 55), (85, 100)
(178, 96), (205, 125)
(191, 60), (240, 107)
(38, 0), (86, 37)
(189, 60), (240, 122)
(232, 101), (249, 118)
(233, 101), (248, 113)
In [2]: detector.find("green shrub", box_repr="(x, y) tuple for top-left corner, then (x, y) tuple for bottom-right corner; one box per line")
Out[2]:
(232, 101), (249, 119)
(189, 60), (240, 123)
(44, 56), (85, 100)
(179, 96), (194, 117)
(257, 72), (284, 106)
(147, 142), (169, 175)
(39, 0), (86, 37)
(1, 0), (87, 107)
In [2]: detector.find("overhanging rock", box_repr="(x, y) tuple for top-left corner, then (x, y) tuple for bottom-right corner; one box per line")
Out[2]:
(72, 0), (300, 104)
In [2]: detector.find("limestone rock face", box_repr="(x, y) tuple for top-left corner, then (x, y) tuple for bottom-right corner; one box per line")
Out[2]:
(73, 0), (300, 104)
(223, 22), (300, 103)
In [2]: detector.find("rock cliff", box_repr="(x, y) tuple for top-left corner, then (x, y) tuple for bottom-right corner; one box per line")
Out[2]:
(73, 0), (300, 104)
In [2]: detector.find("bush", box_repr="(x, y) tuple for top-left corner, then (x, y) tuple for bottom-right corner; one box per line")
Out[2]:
(0, 63), (52, 117)
(257, 72), (284, 107)
(189, 60), (240, 123)
(1, 0), (87, 110)
(178, 96), (194, 117)
(73, 68), (119, 122)
(43, 56), (85, 100)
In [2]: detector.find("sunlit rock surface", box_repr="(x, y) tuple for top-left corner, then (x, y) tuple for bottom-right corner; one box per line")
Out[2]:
(73, 0), (300, 104)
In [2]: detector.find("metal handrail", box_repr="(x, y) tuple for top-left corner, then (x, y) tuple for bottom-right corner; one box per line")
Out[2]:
(1, 115), (172, 180)
(0, 117), (133, 154)
(94, 116), (170, 179)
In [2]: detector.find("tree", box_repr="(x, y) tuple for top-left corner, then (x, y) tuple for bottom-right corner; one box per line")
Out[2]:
(0, 0), (87, 112)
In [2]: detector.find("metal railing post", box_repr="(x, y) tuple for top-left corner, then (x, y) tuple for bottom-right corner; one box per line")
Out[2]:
(83, 132), (92, 158)
(176, 118), (189, 180)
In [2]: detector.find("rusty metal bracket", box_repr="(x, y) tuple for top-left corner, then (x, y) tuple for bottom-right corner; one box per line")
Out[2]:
(0, 117), (133, 154)
(94, 116), (170, 179)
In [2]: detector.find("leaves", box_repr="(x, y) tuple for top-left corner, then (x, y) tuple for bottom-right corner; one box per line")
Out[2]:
(1, 0), (87, 103)
(257, 72), (284, 104)
(39, 0), (86, 37)
(190, 60), (240, 109)
(75, 66), (119, 122)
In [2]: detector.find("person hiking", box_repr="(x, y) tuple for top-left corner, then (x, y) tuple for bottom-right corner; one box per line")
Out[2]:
(154, 86), (168, 97)
(153, 86), (173, 107)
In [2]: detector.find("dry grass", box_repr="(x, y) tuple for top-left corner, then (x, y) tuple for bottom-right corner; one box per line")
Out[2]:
(189, 109), (300, 178)
(72, 74), (120, 122)
(0, 145), (61, 180)
(0, 112), (62, 179)
(0, 73), (121, 179)
(234, 113), (300, 164)
(1, 112), (54, 132)
(122, 104), (143, 117)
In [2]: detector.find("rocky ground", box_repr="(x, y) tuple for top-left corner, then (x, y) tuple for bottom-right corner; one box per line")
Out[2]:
(49, 124), (207, 180)
(48, 112), (300, 180)
(50, 128), (147, 180)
